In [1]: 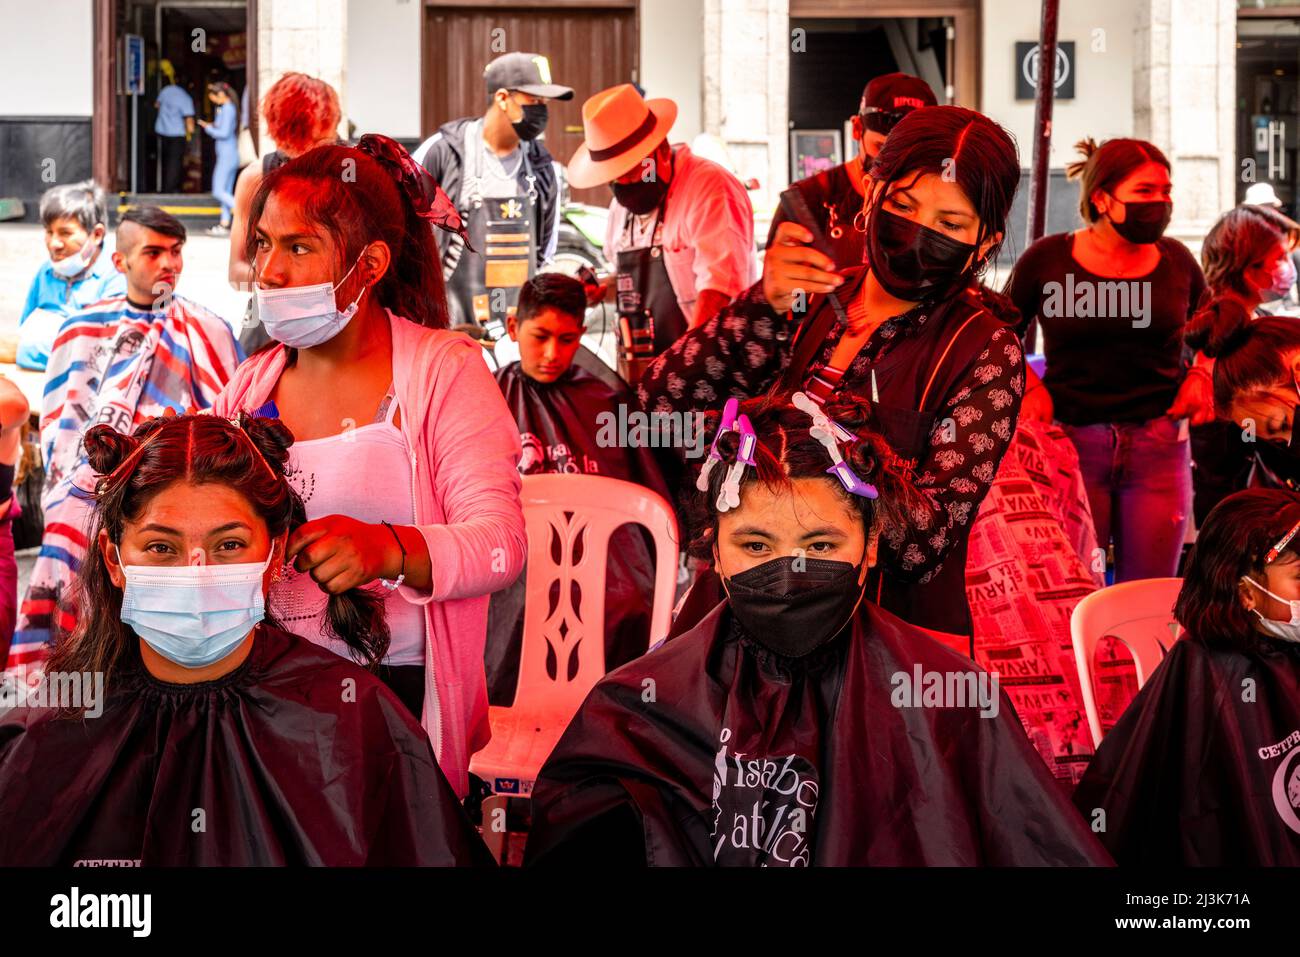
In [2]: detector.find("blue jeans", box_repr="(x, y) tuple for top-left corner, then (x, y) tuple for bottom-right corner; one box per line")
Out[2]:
(212, 144), (238, 223)
(1062, 417), (1192, 581)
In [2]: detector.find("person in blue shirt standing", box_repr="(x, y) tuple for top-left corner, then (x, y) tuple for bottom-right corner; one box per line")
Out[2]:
(17, 181), (126, 371)
(199, 82), (239, 235)
(153, 60), (195, 193)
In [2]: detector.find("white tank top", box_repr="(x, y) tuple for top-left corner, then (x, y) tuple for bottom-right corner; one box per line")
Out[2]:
(275, 387), (427, 667)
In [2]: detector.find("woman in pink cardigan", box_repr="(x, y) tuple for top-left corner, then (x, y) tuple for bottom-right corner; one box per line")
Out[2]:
(213, 135), (526, 798)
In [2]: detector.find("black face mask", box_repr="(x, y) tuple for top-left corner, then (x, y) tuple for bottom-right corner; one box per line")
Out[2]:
(865, 208), (980, 302)
(612, 176), (670, 216)
(512, 103), (549, 142)
(1108, 199), (1171, 245)
(721, 555), (867, 658)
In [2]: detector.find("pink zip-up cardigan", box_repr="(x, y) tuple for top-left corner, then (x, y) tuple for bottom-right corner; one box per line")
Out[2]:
(213, 309), (526, 797)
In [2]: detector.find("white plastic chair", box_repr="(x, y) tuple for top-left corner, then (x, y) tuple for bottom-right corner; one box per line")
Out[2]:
(1070, 577), (1183, 748)
(471, 474), (679, 857)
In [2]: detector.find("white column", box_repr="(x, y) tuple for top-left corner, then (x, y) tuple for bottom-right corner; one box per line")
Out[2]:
(704, 0), (789, 212)
(1133, 0), (1237, 244)
(256, 0), (348, 149)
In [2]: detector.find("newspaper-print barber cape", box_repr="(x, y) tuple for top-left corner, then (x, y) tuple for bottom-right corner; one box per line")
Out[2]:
(8, 295), (240, 667)
(1073, 633), (1300, 865)
(963, 419), (1109, 786)
(526, 598), (1111, 866)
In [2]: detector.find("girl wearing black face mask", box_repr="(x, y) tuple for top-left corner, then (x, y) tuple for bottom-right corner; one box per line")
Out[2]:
(1006, 137), (1206, 584)
(639, 106), (1024, 640)
(525, 392), (1111, 867)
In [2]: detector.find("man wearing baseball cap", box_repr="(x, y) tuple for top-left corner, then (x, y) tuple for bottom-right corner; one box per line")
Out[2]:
(767, 72), (937, 269)
(569, 83), (755, 376)
(412, 52), (574, 334)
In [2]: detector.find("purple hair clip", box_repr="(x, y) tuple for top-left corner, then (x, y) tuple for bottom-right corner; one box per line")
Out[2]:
(791, 391), (878, 500)
(717, 414), (758, 513)
(696, 397), (740, 492)
(827, 461), (879, 499)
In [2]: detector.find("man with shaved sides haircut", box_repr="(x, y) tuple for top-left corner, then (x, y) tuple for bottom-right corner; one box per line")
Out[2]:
(9, 206), (243, 667)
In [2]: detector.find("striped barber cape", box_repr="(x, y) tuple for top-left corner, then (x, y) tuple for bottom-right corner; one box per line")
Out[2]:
(8, 293), (243, 667)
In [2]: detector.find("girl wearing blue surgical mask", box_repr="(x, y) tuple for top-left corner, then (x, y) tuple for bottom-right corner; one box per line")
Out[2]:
(1185, 204), (1300, 522)
(1075, 488), (1300, 865)
(213, 134), (526, 801)
(0, 414), (490, 866)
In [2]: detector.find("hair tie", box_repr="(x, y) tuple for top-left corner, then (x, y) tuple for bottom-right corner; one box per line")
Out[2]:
(230, 414), (279, 481)
(353, 134), (474, 251)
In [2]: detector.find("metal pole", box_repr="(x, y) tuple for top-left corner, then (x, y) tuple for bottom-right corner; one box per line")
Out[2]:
(1027, 0), (1060, 247)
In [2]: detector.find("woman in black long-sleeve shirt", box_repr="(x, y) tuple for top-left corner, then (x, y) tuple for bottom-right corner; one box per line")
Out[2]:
(638, 106), (1024, 639)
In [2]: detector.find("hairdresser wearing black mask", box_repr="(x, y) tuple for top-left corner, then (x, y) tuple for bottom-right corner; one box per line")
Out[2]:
(639, 106), (1024, 643)
(568, 84), (756, 375)
(768, 72), (936, 269)
(413, 52), (573, 335)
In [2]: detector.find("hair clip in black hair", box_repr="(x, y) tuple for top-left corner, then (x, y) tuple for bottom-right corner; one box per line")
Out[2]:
(1266, 516), (1300, 564)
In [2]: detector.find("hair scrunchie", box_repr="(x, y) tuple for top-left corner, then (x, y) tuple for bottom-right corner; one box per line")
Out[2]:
(354, 133), (474, 251)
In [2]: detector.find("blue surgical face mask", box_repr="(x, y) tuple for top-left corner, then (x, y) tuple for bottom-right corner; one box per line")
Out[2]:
(1242, 575), (1300, 644)
(253, 256), (366, 349)
(50, 236), (101, 279)
(117, 543), (281, 668)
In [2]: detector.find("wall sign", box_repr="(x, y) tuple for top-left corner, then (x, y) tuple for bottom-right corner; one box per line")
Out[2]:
(1015, 41), (1075, 100)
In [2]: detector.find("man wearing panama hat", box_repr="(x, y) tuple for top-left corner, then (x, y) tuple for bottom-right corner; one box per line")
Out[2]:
(569, 84), (755, 375)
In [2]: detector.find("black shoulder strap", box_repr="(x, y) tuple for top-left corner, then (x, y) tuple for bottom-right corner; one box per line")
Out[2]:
(778, 287), (852, 394)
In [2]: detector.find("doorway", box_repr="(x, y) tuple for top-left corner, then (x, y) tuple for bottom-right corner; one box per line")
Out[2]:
(1236, 17), (1300, 215)
(421, 2), (640, 205)
(100, 0), (250, 197)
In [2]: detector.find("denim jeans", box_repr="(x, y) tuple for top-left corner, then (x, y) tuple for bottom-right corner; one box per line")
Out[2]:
(1061, 417), (1192, 581)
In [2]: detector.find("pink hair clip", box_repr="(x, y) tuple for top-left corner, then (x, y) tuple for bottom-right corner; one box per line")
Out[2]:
(696, 397), (740, 492)
(717, 414), (757, 513)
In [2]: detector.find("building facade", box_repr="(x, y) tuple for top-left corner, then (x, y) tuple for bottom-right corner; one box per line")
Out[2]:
(0, 0), (1286, 247)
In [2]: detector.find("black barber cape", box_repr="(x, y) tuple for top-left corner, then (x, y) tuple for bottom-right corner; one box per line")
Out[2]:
(0, 625), (492, 865)
(489, 360), (671, 705)
(1073, 634), (1300, 865)
(525, 600), (1111, 866)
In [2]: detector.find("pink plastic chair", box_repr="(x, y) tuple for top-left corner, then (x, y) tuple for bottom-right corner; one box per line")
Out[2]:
(471, 474), (679, 856)
(1070, 577), (1183, 748)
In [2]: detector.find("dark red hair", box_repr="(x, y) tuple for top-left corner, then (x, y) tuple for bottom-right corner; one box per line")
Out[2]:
(687, 391), (924, 560)
(1176, 488), (1300, 652)
(1065, 137), (1171, 223)
(260, 72), (342, 157)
